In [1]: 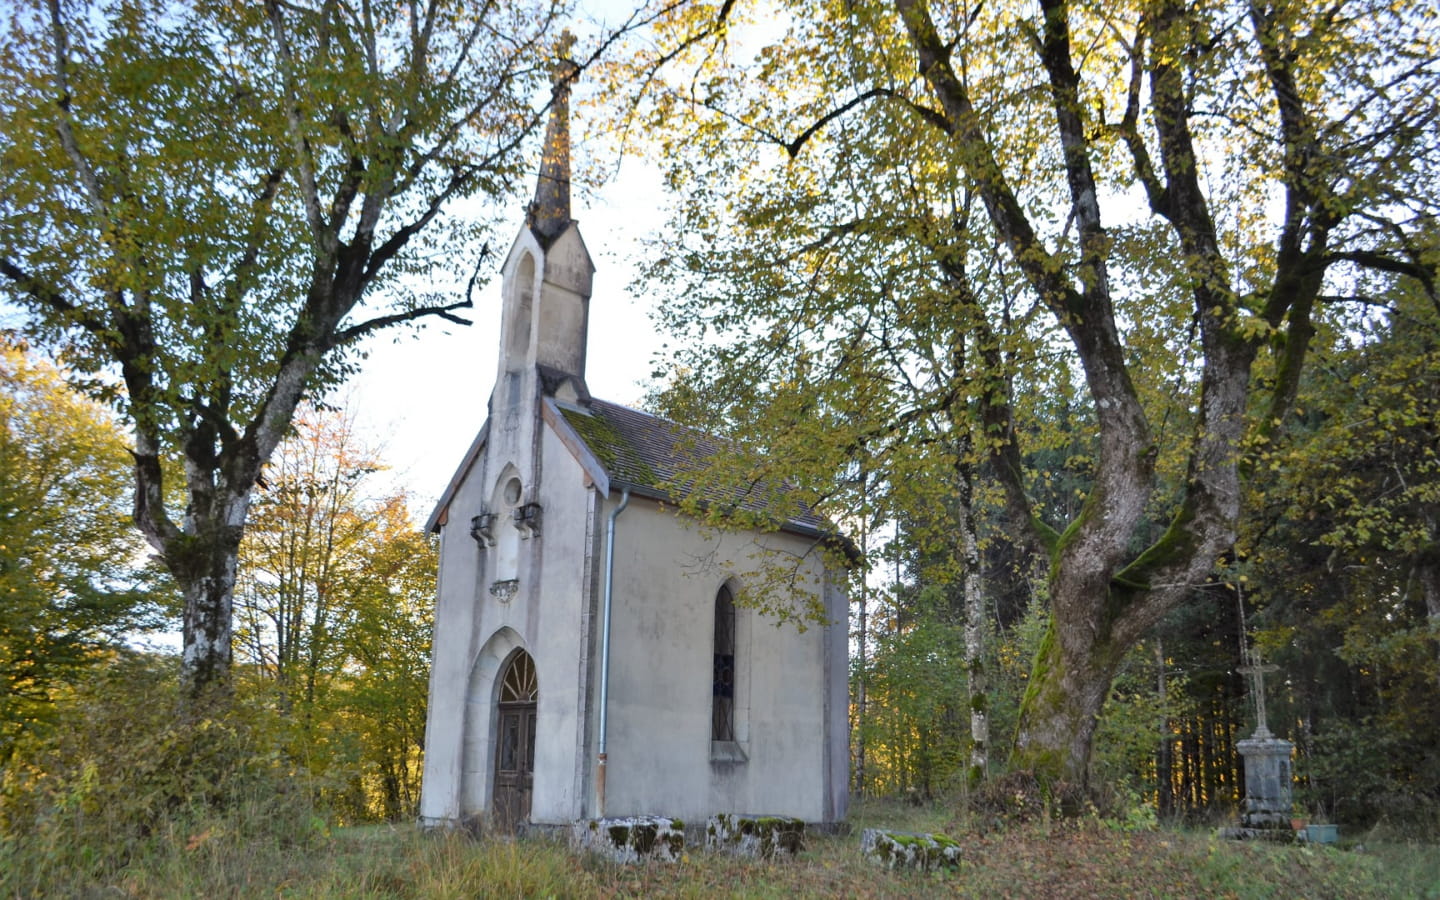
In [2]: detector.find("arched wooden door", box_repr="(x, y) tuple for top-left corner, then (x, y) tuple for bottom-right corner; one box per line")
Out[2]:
(492, 650), (537, 830)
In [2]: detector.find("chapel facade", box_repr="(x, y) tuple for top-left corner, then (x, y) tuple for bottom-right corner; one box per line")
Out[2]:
(416, 63), (850, 830)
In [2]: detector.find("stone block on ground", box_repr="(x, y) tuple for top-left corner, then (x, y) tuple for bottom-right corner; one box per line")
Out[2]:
(1216, 825), (1299, 843)
(860, 828), (962, 871)
(706, 814), (805, 859)
(571, 816), (684, 864)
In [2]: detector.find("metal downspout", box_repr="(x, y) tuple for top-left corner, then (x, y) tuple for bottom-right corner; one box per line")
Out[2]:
(596, 486), (630, 818)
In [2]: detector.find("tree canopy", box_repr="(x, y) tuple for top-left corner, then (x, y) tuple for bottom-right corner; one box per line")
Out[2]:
(0, 340), (168, 762)
(625, 0), (1440, 782)
(0, 0), (569, 695)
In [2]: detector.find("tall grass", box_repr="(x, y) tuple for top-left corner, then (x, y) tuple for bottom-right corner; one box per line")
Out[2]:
(6, 801), (1439, 898)
(0, 656), (324, 897)
(4, 664), (1437, 900)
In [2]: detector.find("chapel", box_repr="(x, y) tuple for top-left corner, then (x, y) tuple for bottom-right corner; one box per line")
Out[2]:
(416, 62), (850, 831)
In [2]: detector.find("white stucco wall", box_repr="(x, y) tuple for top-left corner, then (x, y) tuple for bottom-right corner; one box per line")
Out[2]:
(595, 494), (848, 824)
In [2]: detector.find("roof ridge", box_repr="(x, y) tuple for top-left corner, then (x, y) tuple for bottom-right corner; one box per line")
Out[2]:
(588, 395), (682, 427)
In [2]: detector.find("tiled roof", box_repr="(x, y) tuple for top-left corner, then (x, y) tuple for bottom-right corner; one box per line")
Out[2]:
(561, 398), (830, 535)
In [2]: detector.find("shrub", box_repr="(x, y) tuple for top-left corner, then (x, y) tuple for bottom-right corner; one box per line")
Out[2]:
(0, 654), (326, 896)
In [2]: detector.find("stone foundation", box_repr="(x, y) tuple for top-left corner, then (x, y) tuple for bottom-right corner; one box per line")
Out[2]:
(706, 814), (805, 859)
(571, 816), (685, 863)
(859, 828), (962, 871)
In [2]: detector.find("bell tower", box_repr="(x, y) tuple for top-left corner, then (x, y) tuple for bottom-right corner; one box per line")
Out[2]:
(495, 32), (594, 399)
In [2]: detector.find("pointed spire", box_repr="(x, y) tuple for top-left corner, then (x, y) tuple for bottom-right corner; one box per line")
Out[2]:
(528, 31), (577, 247)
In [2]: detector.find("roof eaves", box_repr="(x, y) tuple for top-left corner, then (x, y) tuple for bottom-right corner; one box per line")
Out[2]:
(426, 420), (490, 534)
(541, 396), (610, 496)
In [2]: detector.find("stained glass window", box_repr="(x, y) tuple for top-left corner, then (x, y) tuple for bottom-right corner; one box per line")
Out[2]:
(712, 585), (736, 742)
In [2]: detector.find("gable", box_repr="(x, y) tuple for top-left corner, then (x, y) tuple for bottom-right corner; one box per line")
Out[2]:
(425, 421), (489, 534)
(429, 394), (853, 555)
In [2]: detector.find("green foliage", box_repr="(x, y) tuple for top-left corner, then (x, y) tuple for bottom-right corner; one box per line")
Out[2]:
(233, 405), (434, 821)
(0, 401), (434, 893)
(0, 340), (171, 762)
(620, 0), (1440, 786)
(854, 569), (1053, 800)
(0, 654), (325, 896)
(1090, 641), (1194, 811)
(1236, 290), (1440, 827)
(1300, 717), (1440, 832)
(0, 0), (556, 410)
(1251, 290), (1440, 575)
(338, 526), (434, 821)
(854, 584), (969, 797)
(985, 599), (1054, 767)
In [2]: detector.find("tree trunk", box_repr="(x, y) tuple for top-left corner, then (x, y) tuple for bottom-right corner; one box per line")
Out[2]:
(180, 566), (235, 695)
(1011, 612), (1127, 783)
(957, 452), (988, 786)
(1421, 556), (1440, 690)
(1155, 639), (1173, 816)
(854, 469), (870, 796)
(964, 569), (988, 785)
(169, 494), (250, 699)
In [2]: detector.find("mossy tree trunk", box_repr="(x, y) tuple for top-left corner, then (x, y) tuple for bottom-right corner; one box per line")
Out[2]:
(892, 0), (1326, 788)
(1010, 619), (1125, 781)
(1002, 326), (1255, 784)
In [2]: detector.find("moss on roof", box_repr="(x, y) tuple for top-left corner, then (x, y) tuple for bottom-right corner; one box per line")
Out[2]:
(560, 406), (659, 487)
(557, 398), (838, 545)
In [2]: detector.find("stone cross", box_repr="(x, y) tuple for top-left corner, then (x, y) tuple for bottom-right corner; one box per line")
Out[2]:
(1237, 645), (1279, 739)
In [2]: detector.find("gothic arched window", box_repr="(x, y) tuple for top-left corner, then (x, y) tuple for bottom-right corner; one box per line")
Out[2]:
(712, 585), (736, 742)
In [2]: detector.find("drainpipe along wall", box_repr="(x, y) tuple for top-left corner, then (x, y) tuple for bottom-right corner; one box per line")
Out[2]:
(595, 486), (630, 818)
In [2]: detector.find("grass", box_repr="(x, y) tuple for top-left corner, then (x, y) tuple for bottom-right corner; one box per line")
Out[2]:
(4, 801), (1439, 898)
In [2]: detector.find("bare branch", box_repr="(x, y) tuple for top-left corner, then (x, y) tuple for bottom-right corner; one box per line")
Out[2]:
(264, 0), (331, 253)
(1108, 20), (1169, 216)
(0, 258), (107, 334)
(1328, 249), (1438, 296)
(329, 297), (475, 347)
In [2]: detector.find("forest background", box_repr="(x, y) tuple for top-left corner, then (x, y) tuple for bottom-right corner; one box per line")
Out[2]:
(0, 0), (1437, 890)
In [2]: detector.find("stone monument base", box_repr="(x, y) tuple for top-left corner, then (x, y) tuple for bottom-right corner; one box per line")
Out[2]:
(1223, 732), (1296, 842)
(1216, 825), (1298, 842)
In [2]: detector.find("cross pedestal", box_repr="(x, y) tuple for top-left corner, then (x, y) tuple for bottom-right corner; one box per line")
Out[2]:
(1235, 734), (1294, 830)
(1224, 646), (1295, 839)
